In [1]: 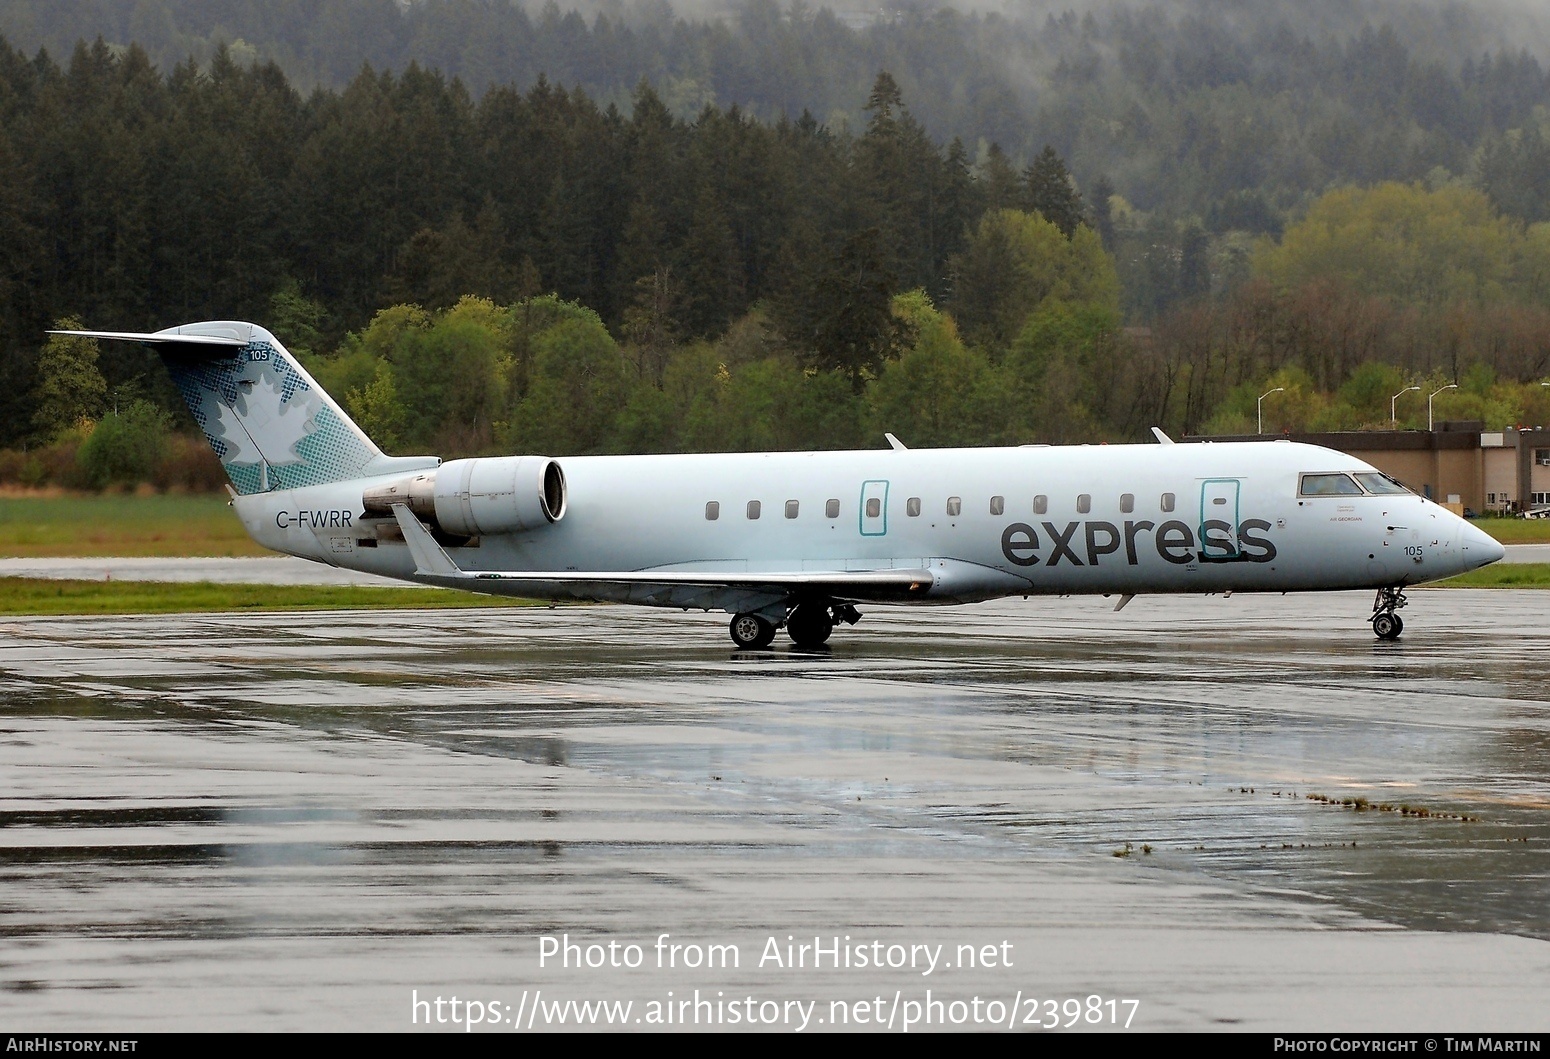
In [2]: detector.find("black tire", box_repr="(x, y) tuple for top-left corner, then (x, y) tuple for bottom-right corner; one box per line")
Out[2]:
(729, 613), (777, 649)
(786, 603), (834, 648)
(1373, 612), (1401, 640)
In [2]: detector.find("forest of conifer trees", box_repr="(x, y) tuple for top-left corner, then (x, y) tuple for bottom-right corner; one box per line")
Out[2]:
(5, 1), (1550, 488)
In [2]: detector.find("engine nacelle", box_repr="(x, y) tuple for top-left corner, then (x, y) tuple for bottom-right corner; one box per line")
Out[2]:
(362, 456), (566, 537)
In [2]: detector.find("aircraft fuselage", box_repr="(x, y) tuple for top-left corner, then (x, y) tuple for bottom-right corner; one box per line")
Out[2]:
(234, 439), (1499, 606)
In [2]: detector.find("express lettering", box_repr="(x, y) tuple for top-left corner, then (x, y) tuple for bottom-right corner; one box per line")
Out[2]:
(999, 518), (1277, 567)
(275, 509), (354, 530)
(1000, 523), (1041, 566)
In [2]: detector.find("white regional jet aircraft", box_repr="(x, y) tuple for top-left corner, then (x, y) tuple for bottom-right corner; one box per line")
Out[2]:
(59, 321), (1505, 647)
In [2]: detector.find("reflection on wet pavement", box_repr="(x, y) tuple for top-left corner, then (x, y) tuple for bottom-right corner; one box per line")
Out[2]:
(0, 591), (1547, 1030)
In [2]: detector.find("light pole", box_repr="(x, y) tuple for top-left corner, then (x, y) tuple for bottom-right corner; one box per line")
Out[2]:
(1428, 384), (1457, 432)
(1257, 387), (1284, 435)
(1391, 385), (1420, 428)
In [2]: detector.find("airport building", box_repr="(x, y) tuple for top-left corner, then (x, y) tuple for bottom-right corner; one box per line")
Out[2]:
(1190, 423), (1550, 516)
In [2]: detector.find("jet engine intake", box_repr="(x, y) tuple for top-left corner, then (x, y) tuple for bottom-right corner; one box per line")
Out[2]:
(363, 456), (566, 537)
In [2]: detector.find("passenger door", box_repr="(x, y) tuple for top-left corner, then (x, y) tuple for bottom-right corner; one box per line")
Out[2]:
(1199, 478), (1241, 560)
(859, 480), (889, 537)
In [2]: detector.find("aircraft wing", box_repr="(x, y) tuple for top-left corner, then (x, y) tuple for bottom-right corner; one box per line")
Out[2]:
(388, 504), (933, 606)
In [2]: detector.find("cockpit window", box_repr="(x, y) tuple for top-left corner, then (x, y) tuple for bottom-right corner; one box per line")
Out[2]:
(1299, 472), (1364, 497)
(1354, 472), (1412, 495)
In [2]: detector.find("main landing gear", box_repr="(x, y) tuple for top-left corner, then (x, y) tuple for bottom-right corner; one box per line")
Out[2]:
(727, 603), (862, 650)
(1371, 586), (1408, 641)
(729, 612), (778, 649)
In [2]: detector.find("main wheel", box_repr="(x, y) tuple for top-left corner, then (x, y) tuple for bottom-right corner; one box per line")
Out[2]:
(1373, 612), (1402, 640)
(729, 613), (777, 649)
(786, 603), (834, 648)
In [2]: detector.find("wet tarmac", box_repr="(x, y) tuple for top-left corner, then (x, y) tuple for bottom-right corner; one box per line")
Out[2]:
(1, 592), (1548, 1032)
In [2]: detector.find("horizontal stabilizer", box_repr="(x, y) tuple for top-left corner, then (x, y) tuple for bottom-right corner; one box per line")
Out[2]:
(48, 329), (247, 348)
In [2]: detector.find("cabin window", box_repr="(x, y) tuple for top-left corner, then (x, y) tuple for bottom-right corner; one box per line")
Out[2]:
(1077, 494), (1091, 514)
(866, 497), (881, 518)
(1033, 494), (1048, 515)
(1120, 493), (1134, 513)
(989, 495), (1005, 515)
(747, 500), (762, 519)
(1299, 473), (1363, 497)
(785, 499), (800, 519)
(907, 497), (921, 517)
(946, 496), (962, 516)
(826, 499), (840, 518)
(1161, 492), (1175, 512)
(705, 501), (720, 521)
(1354, 472), (1411, 496)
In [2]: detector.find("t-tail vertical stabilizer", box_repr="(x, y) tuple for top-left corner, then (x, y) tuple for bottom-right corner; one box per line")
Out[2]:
(50, 321), (436, 493)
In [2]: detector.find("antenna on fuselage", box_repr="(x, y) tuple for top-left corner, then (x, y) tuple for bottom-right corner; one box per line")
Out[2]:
(885, 433), (907, 451)
(1151, 427), (1175, 445)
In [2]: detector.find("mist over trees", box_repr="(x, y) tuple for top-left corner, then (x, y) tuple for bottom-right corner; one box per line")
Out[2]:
(3, 1), (1550, 483)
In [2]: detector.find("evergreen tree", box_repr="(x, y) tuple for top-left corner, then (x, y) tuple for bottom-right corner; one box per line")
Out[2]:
(774, 226), (901, 392)
(1179, 223), (1211, 300)
(622, 266), (682, 384)
(676, 185), (742, 339)
(979, 144), (1023, 212)
(1024, 145), (1085, 239)
(1089, 175), (1117, 249)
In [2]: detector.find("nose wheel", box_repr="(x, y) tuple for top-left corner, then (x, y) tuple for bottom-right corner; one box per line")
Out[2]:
(1371, 587), (1408, 640)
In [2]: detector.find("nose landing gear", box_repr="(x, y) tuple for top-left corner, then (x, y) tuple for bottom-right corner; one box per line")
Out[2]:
(1371, 586), (1408, 640)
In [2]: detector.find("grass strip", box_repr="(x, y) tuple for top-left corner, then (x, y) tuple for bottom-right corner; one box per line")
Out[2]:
(0, 494), (266, 557)
(1473, 520), (1550, 545)
(0, 578), (542, 615)
(1428, 563), (1550, 588)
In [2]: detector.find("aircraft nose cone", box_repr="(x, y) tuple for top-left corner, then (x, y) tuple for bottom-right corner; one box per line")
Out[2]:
(1460, 522), (1506, 569)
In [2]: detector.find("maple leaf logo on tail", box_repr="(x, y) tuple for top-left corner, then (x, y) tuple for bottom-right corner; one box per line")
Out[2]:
(173, 335), (380, 494)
